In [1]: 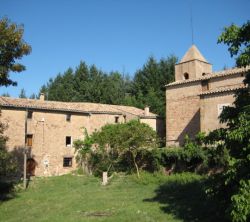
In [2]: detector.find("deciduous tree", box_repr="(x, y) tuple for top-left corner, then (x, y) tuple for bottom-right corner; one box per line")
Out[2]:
(0, 17), (31, 86)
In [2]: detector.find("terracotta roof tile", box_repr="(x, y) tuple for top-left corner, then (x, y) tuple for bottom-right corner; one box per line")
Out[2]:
(166, 66), (250, 87)
(179, 45), (209, 64)
(0, 96), (157, 117)
(199, 85), (248, 96)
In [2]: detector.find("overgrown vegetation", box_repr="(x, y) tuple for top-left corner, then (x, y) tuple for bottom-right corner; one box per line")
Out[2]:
(74, 120), (159, 178)
(204, 20), (250, 222)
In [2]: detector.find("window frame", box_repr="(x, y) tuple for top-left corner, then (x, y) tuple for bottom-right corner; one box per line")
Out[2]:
(66, 136), (72, 147)
(63, 157), (73, 167)
(26, 134), (33, 147)
(27, 111), (33, 119)
(66, 114), (71, 122)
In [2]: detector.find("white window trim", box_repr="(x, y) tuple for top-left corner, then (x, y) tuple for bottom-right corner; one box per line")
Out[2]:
(217, 103), (231, 117)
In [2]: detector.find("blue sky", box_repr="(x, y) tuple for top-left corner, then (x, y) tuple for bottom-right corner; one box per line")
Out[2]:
(1, 0), (249, 98)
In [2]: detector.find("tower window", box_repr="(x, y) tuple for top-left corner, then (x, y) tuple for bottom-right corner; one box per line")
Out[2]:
(184, 73), (189, 80)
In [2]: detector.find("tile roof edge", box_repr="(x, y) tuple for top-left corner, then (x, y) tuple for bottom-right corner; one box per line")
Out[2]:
(0, 103), (123, 115)
(166, 66), (250, 87)
(199, 85), (248, 96)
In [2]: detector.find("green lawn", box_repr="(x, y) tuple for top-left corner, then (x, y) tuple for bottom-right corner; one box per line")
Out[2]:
(0, 173), (224, 222)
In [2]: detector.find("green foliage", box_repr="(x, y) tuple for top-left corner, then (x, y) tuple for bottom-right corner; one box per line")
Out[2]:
(18, 88), (27, 98)
(231, 180), (250, 222)
(1, 92), (10, 97)
(74, 128), (94, 175)
(0, 123), (17, 179)
(133, 55), (177, 117)
(218, 20), (250, 67)
(0, 17), (31, 86)
(205, 20), (250, 221)
(74, 121), (159, 177)
(39, 55), (176, 118)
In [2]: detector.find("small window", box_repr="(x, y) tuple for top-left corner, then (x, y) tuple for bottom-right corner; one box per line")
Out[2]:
(115, 116), (119, 123)
(217, 103), (230, 117)
(184, 72), (189, 80)
(201, 80), (209, 91)
(66, 114), (71, 122)
(63, 157), (72, 167)
(27, 111), (33, 119)
(66, 136), (72, 147)
(26, 134), (33, 147)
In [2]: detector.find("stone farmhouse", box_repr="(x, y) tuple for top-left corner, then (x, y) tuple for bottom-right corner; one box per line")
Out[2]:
(166, 45), (250, 146)
(0, 95), (161, 176)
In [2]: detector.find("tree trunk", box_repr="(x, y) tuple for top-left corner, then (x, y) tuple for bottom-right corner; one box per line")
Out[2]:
(132, 152), (140, 178)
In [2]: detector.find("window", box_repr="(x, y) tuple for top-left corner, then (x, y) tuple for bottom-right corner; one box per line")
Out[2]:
(218, 103), (230, 117)
(66, 136), (72, 147)
(26, 134), (33, 147)
(183, 72), (189, 80)
(27, 111), (33, 119)
(115, 116), (119, 123)
(66, 114), (71, 122)
(63, 157), (72, 167)
(201, 80), (209, 91)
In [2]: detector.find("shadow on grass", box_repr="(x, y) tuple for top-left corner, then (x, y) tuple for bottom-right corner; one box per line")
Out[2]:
(0, 181), (17, 202)
(144, 178), (227, 222)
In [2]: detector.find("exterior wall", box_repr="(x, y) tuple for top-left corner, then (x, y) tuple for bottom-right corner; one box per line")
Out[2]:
(208, 73), (244, 90)
(175, 60), (212, 81)
(166, 82), (201, 146)
(200, 92), (235, 133)
(140, 118), (157, 131)
(1, 108), (124, 176)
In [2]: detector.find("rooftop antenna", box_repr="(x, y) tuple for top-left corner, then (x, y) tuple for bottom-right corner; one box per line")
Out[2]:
(189, 1), (194, 45)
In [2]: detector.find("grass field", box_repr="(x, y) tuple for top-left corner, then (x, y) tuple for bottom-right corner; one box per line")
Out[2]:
(0, 172), (224, 222)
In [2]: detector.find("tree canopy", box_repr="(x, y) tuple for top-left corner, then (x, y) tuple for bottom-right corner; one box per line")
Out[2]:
(0, 17), (31, 87)
(39, 55), (177, 118)
(206, 20), (250, 222)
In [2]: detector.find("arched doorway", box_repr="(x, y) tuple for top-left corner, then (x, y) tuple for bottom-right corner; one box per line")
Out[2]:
(27, 158), (36, 176)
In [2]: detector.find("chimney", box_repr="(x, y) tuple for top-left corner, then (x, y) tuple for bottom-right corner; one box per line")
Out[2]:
(40, 93), (45, 101)
(144, 106), (149, 116)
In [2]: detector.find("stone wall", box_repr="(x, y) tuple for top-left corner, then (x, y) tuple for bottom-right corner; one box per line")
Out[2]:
(166, 82), (201, 146)
(1, 108), (124, 176)
(209, 73), (244, 90)
(200, 91), (236, 133)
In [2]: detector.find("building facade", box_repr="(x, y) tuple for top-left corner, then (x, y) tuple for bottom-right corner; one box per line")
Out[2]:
(166, 45), (249, 146)
(0, 96), (161, 176)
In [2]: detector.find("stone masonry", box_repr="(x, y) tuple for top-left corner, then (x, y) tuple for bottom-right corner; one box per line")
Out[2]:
(166, 45), (249, 146)
(0, 96), (161, 176)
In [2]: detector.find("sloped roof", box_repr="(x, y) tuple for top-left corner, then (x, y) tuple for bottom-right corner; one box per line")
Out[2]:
(179, 45), (209, 64)
(0, 97), (157, 118)
(166, 66), (250, 87)
(199, 85), (247, 96)
(110, 104), (157, 118)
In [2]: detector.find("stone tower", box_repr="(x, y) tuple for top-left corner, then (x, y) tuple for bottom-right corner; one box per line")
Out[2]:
(166, 44), (247, 146)
(175, 45), (212, 81)
(166, 45), (212, 146)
